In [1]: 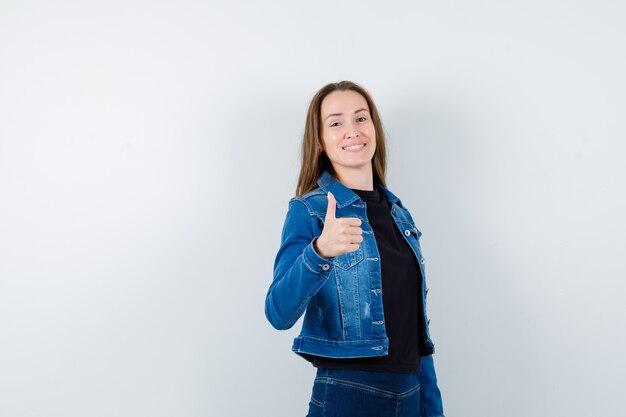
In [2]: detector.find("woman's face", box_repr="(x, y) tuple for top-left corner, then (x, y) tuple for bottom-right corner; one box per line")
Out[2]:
(320, 90), (376, 174)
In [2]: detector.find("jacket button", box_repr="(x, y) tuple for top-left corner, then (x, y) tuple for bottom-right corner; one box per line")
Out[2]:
(321, 264), (330, 271)
(420, 258), (425, 264)
(404, 229), (411, 236)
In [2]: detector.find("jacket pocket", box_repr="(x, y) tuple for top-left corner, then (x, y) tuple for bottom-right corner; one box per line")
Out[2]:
(332, 246), (364, 270)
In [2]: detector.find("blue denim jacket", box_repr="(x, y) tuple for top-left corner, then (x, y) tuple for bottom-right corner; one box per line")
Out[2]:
(265, 170), (444, 416)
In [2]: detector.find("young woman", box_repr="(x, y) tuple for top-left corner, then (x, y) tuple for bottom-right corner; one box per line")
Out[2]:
(265, 81), (445, 417)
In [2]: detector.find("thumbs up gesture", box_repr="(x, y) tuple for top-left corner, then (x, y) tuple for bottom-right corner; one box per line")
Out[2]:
(314, 191), (363, 259)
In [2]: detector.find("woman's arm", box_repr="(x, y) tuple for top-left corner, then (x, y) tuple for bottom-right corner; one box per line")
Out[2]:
(417, 354), (445, 417)
(264, 198), (334, 330)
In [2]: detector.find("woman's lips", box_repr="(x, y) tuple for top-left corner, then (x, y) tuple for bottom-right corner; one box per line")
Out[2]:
(342, 143), (366, 152)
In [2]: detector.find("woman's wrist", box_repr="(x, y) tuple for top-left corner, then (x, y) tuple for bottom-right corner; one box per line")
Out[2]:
(313, 237), (330, 259)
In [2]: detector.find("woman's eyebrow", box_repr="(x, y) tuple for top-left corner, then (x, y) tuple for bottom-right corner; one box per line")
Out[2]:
(324, 108), (369, 121)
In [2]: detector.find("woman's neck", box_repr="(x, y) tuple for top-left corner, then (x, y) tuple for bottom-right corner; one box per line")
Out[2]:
(334, 165), (374, 191)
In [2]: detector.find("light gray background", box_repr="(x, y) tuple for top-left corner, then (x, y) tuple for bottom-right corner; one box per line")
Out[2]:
(1, 1), (624, 416)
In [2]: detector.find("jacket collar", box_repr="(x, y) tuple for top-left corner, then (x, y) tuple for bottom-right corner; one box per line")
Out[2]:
(316, 170), (403, 209)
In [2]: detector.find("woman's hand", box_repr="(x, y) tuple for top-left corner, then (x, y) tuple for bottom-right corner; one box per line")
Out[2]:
(314, 191), (363, 259)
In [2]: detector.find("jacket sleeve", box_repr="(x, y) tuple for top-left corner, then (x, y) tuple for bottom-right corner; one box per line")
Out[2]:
(265, 198), (335, 330)
(417, 354), (445, 417)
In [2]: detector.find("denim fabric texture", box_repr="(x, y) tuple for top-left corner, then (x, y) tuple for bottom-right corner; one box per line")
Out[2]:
(266, 170), (444, 416)
(308, 357), (444, 417)
(306, 367), (421, 417)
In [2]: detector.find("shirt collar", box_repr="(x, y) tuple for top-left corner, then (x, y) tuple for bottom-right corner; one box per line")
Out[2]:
(316, 170), (403, 209)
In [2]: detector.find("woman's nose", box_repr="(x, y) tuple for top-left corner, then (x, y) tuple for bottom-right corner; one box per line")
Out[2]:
(346, 122), (359, 138)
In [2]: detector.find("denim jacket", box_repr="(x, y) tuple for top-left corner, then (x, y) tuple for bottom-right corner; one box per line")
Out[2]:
(265, 170), (444, 416)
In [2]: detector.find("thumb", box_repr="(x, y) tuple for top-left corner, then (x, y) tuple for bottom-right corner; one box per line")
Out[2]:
(324, 191), (336, 222)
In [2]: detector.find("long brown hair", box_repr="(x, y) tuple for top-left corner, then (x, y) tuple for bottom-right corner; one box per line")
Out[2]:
(295, 80), (388, 197)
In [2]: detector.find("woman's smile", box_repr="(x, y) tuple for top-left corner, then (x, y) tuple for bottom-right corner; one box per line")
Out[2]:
(342, 143), (367, 152)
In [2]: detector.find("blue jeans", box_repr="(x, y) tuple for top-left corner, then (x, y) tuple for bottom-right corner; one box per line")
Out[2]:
(306, 368), (423, 417)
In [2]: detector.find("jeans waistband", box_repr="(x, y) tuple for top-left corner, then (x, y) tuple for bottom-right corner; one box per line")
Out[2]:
(315, 367), (420, 394)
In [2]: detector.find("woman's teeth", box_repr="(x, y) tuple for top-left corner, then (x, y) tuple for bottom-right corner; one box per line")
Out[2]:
(343, 143), (365, 151)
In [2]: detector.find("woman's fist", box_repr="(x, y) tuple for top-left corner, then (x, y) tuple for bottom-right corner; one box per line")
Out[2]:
(314, 191), (363, 259)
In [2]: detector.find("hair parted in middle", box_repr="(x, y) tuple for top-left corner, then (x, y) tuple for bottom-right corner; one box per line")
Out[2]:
(295, 80), (388, 197)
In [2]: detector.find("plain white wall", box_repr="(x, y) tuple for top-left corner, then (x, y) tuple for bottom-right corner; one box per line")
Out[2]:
(1, 1), (625, 416)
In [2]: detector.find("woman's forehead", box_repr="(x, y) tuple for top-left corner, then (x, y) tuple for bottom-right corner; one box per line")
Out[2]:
(321, 90), (370, 116)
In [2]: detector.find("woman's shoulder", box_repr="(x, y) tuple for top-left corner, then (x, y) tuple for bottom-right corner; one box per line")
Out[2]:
(289, 187), (327, 216)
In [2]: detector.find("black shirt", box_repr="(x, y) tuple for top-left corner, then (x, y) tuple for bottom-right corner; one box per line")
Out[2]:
(311, 187), (427, 373)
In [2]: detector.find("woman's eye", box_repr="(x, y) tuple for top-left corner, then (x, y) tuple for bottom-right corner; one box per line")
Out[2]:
(357, 116), (367, 122)
(330, 122), (340, 127)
